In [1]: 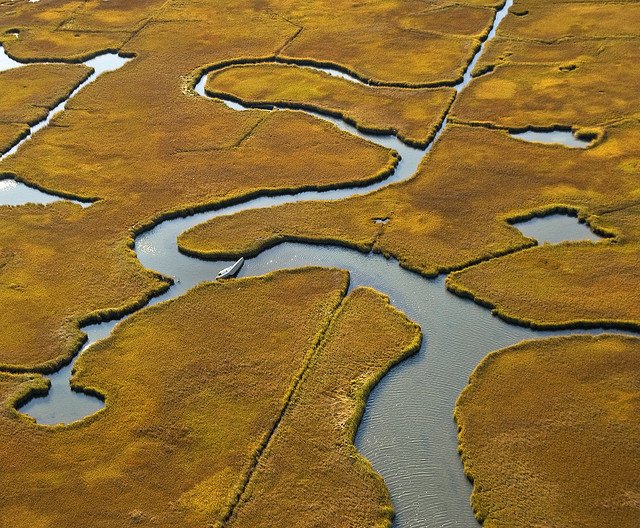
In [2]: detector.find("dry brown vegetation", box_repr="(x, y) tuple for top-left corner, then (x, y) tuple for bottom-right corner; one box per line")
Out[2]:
(0, 62), (90, 150)
(499, 0), (640, 41)
(2, 0), (640, 525)
(0, 0), (497, 83)
(0, 0), (407, 370)
(0, 8), (484, 525)
(475, 36), (624, 73)
(447, 242), (640, 329)
(453, 1), (640, 128)
(180, 0), (640, 344)
(227, 286), (421, 528)
(0, 268), (420, 528)
(439, 1), (640, 331)
(5, 101), (396, 205)
(447, 204), (640, 329)
(0, 106), (394, 371)
(272, 0), (497, 86)
(0, 62), (90, 124)
(0, 122), (27, 153)
(0, 0), (165, 60)
(0, 0), (506, 375)
(206, 62), (455, 147)
(455, 334), (640, 527)
(179, 119), (640, 276)
(450, 39), (640, 129)
(0, 202), (169, 372)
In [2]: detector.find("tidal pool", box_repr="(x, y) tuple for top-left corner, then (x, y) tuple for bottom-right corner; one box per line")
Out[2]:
(515, 213), (603, 244)
(510, 129), (592, 148)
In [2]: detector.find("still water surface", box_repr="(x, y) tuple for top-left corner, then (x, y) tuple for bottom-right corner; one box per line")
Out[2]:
(20, 216), (613, 528)
(2, 2), (623, 526)
(511, 129), (592, 148)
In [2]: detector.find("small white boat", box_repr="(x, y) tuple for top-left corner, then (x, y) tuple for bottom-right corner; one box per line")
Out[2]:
(216, 257), (244, 279)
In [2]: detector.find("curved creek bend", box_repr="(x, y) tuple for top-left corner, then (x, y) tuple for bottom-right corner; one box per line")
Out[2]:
(1, 1), (626, 526)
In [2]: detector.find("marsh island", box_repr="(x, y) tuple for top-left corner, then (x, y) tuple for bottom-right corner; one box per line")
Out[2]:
(0, 0), (638, 526)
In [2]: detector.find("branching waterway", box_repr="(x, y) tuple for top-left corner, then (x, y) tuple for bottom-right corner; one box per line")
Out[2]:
(0, 45), (130, 205)
(1, 1), (629, 526)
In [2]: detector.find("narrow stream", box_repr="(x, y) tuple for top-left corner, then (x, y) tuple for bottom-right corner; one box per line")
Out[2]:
(0, 47), (131, 163)
(0, 178), (85, 207)
(2, 1), (624, 526)
(0, 45), (129, 206)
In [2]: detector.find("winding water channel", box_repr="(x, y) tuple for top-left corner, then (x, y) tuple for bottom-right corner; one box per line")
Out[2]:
(0, 45), (129, 205)
(1, 1), (628, 526)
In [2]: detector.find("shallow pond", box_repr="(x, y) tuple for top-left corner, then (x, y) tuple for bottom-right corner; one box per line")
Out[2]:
(516, 213), (602, 244)
(511, 129), (592, 148)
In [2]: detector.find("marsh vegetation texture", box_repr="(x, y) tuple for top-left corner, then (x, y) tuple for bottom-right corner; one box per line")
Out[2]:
(0, 0), (639, 527)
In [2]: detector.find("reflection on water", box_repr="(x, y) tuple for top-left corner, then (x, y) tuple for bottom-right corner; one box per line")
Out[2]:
(19, 363), (104, 423)
(0, 178), (89, 207)
(0, 44), (21, 72)
(19, 311), (118, 422)
(299, 63), (369, 84)
(515, 213), (602, 244)
(5, 0), (621, 526)
(510, 129), (591, 148)
(232, 242), (617, 528)
(21, 212), (621, 528)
